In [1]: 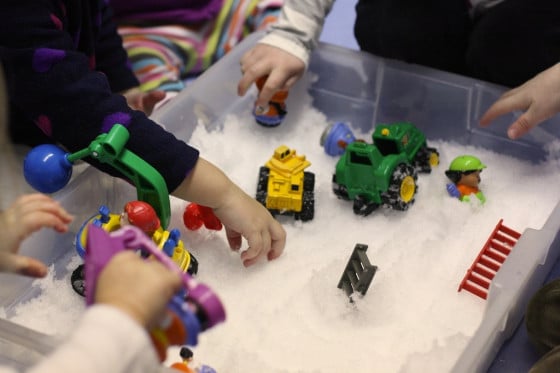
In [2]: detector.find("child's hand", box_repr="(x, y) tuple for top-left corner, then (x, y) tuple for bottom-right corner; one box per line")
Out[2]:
(213, 185), (286, 267)
(94, 251), (182, 329)
(0, 194), (73, 277)
(173, 158), (287, 267)
(121, 87), (166, 116)
(237, 44), (305, 110)
(480, 63), (560, 139)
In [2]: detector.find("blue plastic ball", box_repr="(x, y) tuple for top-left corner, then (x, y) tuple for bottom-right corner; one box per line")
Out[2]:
(23, 144), (73, 193)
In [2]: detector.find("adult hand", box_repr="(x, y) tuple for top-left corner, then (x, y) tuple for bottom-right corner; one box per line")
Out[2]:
(237, 44), (305, 109)
(480, 63), (560, 139)
(95, 251), (182, 329)
(0, 194), (73, 277)
(121, 87), (166, 116)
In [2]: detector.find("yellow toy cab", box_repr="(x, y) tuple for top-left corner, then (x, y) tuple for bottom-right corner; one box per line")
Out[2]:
(256, 145), (315, 222)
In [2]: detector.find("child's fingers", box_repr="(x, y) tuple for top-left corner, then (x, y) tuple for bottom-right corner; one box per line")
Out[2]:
(225, 228), (242, 252)
(0, 253), (48, 278)
(11, 194), (57, 212)
(507, 110), (540, 140)
(242, 230), (271, 267)
(479, 92), (528, 127)
(17, 210), (73, 240)
(3, 197), (72, 251)
(241, 231), (263, 261)
(238, 64), (265, 98)
(13, 194), (73, 223)
(238, 49), (258, 95)
(267, 223), (286, 261)
(142, 90), (166, 115)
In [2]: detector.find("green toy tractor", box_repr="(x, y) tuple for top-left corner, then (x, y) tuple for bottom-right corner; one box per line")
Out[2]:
(332, 122), (439, 216)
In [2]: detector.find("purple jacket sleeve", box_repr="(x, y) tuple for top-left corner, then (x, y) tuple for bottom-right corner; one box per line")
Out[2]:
(0, 0), (199, 192)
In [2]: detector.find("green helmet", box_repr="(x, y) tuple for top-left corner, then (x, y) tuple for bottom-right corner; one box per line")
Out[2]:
(448, 155), (486, 172)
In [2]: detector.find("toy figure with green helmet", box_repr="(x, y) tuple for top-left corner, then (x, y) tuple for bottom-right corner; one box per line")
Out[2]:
(445, 155), (486, 203)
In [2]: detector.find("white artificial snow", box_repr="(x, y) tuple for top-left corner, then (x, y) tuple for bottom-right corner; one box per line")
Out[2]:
(5, 80), (560, 372)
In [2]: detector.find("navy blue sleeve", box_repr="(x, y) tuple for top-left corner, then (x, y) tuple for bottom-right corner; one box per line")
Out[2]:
(95, 0), (139, 93)
(0, 0), (199, 192)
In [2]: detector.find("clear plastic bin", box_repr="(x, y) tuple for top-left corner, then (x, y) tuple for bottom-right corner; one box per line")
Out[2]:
(3, 32), (560, 372)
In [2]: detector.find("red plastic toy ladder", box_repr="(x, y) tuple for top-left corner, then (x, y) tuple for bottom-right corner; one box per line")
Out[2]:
(458, 219), (521, 300)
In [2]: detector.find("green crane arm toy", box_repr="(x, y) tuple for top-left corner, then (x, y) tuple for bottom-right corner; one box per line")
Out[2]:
(23, 123), (171, 228)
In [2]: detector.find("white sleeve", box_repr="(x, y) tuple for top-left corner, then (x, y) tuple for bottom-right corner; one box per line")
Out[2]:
(26, 305), (161, 373)
(259, 0), (336, 67)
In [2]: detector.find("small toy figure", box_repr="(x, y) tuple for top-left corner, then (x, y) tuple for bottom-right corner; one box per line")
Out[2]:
(183, 203), (223, 231)
(320, 122), (357, 156)
(170, 346), (196, 373)
(252, 76), (288, 127)
(170, 346), (217, 373)
(122, 200), (161, 236)
(445, 155), (487, 203)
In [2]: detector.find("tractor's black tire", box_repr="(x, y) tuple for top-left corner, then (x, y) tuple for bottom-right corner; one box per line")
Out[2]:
(352, 195), (380, 216)
(382, 163), (418, 211)
(414, 146), (439, 173)
(332, 174), (349, 200)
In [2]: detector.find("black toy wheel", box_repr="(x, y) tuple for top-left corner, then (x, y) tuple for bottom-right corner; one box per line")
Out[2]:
(256, 166), (269, 207)
(414, 146), (439, 173)
(332, 174), (349, 200)
(256, 191), (267, 207)
(304, 172), (315, 192)
(188, 253), (199, 276)
(71, 264), (86, 297)
(255, 166), (270, 207)
(352, 195), (380, 216)
(256, 166), (269, 193)
(297, 191), (315, 221)
(382, 163), (418, 211)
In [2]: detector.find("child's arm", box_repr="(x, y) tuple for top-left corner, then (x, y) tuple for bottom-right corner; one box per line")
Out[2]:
(237, 0), (335, 107)
(0, 194), (73, 277)
(173, 158), (286, 267)
(95, 1), (141, 94)
(1, 3), (286, 267)
(0, 2), (198, 193)
(96, 2), (167, 116)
